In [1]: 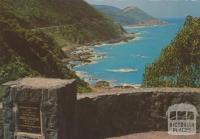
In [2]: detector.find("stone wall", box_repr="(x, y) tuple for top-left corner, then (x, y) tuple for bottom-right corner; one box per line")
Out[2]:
(0, 103), (3, 139)
(2, 78), (76, 139)
(75, 88), (200, 139)
(1, 78), (200, 139)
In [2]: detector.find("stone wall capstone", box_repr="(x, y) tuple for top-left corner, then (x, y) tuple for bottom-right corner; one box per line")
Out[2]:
(2, 77), (76, 139)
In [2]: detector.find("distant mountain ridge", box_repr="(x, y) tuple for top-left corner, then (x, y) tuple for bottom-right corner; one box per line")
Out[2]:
(94, 5), (166, 26)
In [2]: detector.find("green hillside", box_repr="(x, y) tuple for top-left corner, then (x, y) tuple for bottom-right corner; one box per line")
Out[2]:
(94, 5), (165, 26)
(144, 16), (200, 87)
(0, 0), (127, 94)
(1, 0), (125, 45)
(0, 13), (90, 92)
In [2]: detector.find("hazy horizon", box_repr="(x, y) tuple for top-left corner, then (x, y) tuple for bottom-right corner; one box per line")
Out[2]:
(85, 0), (200, 18)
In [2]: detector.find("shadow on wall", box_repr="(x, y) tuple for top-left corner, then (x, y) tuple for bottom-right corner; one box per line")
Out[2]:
(0, 103), (3, 139)
(74, 88), (200, 139)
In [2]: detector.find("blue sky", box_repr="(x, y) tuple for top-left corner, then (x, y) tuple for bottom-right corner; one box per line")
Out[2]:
(84, 0), (200, 18)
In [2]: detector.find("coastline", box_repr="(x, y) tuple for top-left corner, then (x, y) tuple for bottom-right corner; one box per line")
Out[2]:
(63, 32), (136, 68)
(63, 21), (171, 89)
(124, 23), (169, 29)
(62, 32), (137, 89)
(62, 18), (183, 90)
(123, 19), (169, 29)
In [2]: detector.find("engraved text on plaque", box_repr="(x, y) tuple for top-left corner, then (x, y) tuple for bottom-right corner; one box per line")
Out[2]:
(17, 102), (41, 134)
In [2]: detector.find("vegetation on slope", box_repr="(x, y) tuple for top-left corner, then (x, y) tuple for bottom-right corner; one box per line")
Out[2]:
(0, 0), (127, 94)
(2, 0), (125, 45)
(0, 9), (90, 93)
(143, 16), (200, 87)
(94, 5), (164, 26)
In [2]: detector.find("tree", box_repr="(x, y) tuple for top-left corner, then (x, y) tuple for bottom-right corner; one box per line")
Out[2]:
(143, 16), (200, 88)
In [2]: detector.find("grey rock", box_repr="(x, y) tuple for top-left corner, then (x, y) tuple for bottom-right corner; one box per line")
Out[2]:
(2, 78), (76, 139)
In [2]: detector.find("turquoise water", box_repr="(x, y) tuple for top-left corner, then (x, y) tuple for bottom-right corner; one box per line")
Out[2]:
(75, 19), (185, 86)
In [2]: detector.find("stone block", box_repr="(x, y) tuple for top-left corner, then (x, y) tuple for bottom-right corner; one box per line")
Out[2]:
(2, 78), (76, 139)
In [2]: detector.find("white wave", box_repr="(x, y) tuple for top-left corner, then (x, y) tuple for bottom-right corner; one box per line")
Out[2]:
(132, 54), (151, 59)
(113, 83), (141, 88)
(124, 24), (161, 29)
(140, 55), (150, 59)
(95, 41), (127, 47)
(107, 68), (138, 73)
(132, 36), (143, 41)
(140, 31), (149, 34)
(75, 71), (96, 83)
(135, 32), (141, 35)
(124, 26), (148, 29)
(75, 71), (89, 78)
(122, 83), (141, 88)
(94, 43), (108, 47)
(122, 83), (135, 87)
(132, 84), (142, 88)
(73, 60), (98, 68)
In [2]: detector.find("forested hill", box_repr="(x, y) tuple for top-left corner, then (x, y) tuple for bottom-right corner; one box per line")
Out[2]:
(94, 5), (165, 26)
(1, 0), (125, 45)
(144, 16), (200, 87)
(0, 14), (90, 91)
(0, 0), (127, 93)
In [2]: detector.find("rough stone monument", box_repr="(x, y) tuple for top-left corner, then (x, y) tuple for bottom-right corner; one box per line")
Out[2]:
(2, 77), (76, 139)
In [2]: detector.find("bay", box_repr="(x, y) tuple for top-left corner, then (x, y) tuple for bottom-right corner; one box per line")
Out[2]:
(74, 19), (185, 86)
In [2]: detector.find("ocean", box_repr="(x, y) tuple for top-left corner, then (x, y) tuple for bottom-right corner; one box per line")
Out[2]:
(74, 18), (185, 86)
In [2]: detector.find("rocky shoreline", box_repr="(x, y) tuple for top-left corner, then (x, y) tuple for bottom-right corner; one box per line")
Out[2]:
(124, 20), (169, 29)
(62, 33), (136, 68)
(62, 33), (136, 89)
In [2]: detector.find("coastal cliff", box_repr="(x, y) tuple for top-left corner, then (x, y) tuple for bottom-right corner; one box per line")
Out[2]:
(0, 0), (130, 93)
(1, 0), (126, 45)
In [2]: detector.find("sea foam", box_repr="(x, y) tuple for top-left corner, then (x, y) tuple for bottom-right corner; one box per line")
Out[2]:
(107, 68), (138, 73)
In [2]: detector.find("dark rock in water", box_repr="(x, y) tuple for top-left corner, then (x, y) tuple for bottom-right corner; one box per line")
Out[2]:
(95, 81), (110, 88)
